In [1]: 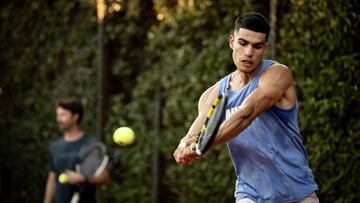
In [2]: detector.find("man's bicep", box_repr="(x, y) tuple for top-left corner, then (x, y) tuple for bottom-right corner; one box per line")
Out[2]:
(257, 65), (293, 105)
(241, 66), (293, 116)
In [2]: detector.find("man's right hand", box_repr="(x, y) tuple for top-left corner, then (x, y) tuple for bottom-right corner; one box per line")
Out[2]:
(174, 82), (220, 166)
(64, 170), (85, 185)
(173, 138), (200, 165)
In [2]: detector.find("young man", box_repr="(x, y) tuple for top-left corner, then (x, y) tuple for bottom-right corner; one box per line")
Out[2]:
(173, 12), (319, 203)
(44, 98), (110, 203)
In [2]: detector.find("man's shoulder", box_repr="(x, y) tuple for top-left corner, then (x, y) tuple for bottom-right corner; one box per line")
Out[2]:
(267, 60), (290, 71)
(49, 133), (93, 146)
(82, 133), (97, 143)
(264, 60), (289, 69)
(50, 136), (64, 145)
(200, 81), (220, 101)
(48, 136), (65, 152)
(262, 61), (293, 80)
(49, 133), (96, 152)
(81, 134), (106, 148)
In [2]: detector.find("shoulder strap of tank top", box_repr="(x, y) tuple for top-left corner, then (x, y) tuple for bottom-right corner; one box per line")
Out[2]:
(253, 60), (276, 84)
(218, 74), (231, 96)
(218, 60), (275, 96)
(259, 60), (276, 76)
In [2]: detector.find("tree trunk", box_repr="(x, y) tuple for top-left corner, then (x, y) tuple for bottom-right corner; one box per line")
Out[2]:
(152, 85), (161, 203)
(270, 0), (277, 58)
(96, 0), (108, 141)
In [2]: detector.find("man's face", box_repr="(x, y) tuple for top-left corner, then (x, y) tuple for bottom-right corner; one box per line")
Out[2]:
(229, 28), (268, 74)
(56, 107), (78, 132)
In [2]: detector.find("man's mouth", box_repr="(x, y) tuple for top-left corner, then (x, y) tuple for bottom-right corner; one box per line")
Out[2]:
(241, 59), (253, 66)
(57, 122), (66, 129)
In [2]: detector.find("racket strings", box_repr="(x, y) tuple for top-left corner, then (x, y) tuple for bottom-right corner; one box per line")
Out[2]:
(71, 139), (109, 203)
(81, 147), (100, 159)
(78, 143), (107, 177)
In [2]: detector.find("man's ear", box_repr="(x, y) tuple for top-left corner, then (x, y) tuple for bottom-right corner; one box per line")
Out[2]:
(263, 42), (270, 53)
(229, 34), (234, 50)
(265, 42), (269, 50)
(73, 113), (79, 123)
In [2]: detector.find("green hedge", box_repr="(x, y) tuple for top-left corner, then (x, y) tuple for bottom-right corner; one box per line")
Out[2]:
(278, 0), (360, 202)
(0, 0), (359, 202)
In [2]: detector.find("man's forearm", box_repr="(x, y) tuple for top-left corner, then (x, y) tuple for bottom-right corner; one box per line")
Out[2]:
(87, 168), (111, 186)
(180, 113), (207, 145)
(213, 104), (254, 146)
(43, 177), (56, 203)
(213, 90), (277, 146)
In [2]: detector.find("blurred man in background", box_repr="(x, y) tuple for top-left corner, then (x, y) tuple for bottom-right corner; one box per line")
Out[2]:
(44, 98), (110, 203)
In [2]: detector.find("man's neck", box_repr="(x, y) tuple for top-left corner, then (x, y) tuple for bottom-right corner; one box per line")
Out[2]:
(63, 126), (84, 142)
(230, 66), (261, 91)
(239, 62), (263, 84)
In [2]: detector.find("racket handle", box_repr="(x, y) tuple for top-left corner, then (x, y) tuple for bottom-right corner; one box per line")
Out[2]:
(179, 139), (201, 155)
(189, 142), (197, 151)
(195, 148), (202, 156)
(70, 192), (80, 203)
(189, 143), (202, 155)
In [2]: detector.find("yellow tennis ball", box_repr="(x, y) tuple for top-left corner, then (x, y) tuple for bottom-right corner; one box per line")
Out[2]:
(113, 127), (135, 146)
(58, 173), (68, 184)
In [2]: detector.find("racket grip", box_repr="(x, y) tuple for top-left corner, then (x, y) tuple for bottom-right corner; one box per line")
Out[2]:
(70, 192), (80, 203)
(189, 143), (202, 155)
(189, 142), (197, 151)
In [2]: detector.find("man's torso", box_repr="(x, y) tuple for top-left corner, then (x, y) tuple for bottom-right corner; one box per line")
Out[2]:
(49, 134), (96, 203)
(219, 60), (318, 202)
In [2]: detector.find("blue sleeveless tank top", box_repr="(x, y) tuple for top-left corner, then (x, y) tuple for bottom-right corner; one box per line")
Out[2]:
(219, 60), (318, 203)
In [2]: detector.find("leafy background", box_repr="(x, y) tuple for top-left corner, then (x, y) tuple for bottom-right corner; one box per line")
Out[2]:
(0, 0), (359, 202)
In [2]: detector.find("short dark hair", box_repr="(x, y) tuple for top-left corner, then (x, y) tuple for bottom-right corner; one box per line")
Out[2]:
(234, 12), (270, 42)
(56, 97), (84, 123)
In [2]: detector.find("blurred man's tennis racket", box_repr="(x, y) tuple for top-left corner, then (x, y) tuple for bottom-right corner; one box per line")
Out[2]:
(70, 138), (109, 203)
(191, 93), (227, 155)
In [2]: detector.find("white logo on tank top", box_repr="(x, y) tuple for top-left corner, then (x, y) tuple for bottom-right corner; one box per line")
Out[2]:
(225, 106), (241, 120)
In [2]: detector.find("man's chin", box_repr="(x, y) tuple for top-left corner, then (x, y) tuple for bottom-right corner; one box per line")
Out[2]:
(237, 66), (254, 73)
(58, 126), (69, 132)
(237, 63), (261, 74)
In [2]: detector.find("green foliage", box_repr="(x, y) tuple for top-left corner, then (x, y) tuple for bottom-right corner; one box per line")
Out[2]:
(1, 0), (359, 202)
(103, 1), (251, 202)
(0, 0), (97, 202)
(278, 0), (360, 202)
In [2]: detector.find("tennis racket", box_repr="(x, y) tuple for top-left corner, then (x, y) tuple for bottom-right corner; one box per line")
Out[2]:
(191, 93), (227, 155)
(70, 138), (109, 203)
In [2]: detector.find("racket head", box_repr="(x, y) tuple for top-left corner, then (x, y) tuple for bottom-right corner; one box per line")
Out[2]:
(77, 138), (109, 178)
(196, 94), (227, 155)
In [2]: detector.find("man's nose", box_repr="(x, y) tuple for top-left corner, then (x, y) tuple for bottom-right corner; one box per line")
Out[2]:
(244, 46), (254, 57)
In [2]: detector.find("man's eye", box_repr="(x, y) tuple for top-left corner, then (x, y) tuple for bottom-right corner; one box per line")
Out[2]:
(253, 44), (263, 49)
(239, 41), (247, 46)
